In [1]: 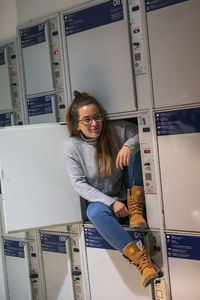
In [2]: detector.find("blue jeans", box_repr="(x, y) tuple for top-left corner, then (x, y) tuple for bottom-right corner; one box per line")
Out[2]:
(86, 152), (143, 253)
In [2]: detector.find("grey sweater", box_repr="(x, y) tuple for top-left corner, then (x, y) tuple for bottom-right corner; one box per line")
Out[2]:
(64, 120), (139, 207)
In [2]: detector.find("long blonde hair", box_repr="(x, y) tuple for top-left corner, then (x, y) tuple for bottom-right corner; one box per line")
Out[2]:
(66, 91), (115, 177)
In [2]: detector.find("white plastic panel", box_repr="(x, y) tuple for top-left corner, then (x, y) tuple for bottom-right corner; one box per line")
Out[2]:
(156, 108), (200, 231)
(21, 22), (54, 95)
(64, 0), (136, 115)
(84, 226), (151, 300)
(147, 0), (200, 108)
(0, 47), (13, 110)
(167, 233), (200, 300)
(41, 233), (75, 300)
(4, 241), (32, 300)
(0, 124), (82, 233)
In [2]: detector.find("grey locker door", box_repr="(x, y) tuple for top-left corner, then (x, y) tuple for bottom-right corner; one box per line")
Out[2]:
(63, 0), (137, 115)
(147, 0), (200, 108)
(0, 124), (82, 233)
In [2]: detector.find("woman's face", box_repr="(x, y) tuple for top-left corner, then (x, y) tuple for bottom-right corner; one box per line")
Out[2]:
(76, 104), (103, 139)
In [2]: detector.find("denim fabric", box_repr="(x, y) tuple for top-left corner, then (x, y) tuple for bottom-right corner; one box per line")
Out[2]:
(87, 202), (133, 252)
(86, 152), (143, 253)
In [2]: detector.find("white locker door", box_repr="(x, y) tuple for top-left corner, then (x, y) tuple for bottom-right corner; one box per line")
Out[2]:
(3, 239), (32, 300)
(147, 0), (200, 108)
(156, 108), (200, 231)
(20, 22), (54, 95)
(0, 124), (82, 233)
(166, 233), (200, 300)
(84, 226), (151, 300)
(40, 232), (75, 300)
(0, 47), (13, 111)
(63, 0), (137, 115)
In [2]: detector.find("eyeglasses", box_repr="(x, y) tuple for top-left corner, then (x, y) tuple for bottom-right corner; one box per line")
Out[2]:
(78, 113), (103, 125)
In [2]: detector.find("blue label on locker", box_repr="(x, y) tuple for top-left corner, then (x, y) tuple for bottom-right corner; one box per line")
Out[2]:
(155, 107), (200, 136)
(3, 240), (26, 258)
(64, 0), (123, 36)
(27, 95), (53, 117)
(145, 0), (188, 12)
(84, 227), (146, 250)
(20, 23), (46, 48)
(0, 113), (12, 127)
(40, 233), (68, 254)
(166, 234), (200, 260)
(0, 48), (5, 65)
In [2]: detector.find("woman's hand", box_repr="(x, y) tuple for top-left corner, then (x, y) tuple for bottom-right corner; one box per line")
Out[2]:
(110, 201), (129, 218)
(116, 146), (131, 169)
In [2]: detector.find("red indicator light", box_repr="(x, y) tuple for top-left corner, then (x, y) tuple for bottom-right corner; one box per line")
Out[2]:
(13, 72), (17, 76)
(33, 270), (38, 274)
(133, 29), (140, 34)
(75, 266), (80, 270)
(54, 50), (59, 55)
(144, 150), (151, 154)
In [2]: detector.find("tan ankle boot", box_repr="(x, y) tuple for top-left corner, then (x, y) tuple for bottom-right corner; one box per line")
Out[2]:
(127, 186), (147, 228)
(123, 242), (158, 287)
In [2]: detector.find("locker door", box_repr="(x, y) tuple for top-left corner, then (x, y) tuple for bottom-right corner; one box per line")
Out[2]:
(3, 239), (32, 300)
(40, 232), (75, 300)
(0, 123), (82, 233)
(156, 108), (200, 231)
(166, 233), (200, 300)
(62, 0), (137, 115)
(146, 0), (200, 108)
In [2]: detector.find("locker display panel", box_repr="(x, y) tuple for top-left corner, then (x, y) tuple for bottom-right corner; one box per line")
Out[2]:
(26, 94), (57, 124)
(62, 0), (137, 116)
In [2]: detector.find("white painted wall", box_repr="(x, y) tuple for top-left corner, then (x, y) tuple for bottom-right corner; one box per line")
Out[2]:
(16, 0), (90, 25)
(0, 0), (17, 42)
(0, 0), (91, 41)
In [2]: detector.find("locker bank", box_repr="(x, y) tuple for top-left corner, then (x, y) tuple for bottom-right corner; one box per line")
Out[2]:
(0, 0), (200, 299)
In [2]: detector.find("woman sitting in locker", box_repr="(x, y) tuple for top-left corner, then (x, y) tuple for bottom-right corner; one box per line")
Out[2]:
(64, 90), (158, 287)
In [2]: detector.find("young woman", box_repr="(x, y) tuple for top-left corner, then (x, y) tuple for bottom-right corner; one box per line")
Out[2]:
(65, 91), (158, 287)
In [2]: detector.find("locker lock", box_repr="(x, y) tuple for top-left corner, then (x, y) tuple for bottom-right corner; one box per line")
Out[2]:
(30, 270), (38, 279)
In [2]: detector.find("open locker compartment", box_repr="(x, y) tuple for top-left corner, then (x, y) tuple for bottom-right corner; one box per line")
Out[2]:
(0, 123), (82, 233)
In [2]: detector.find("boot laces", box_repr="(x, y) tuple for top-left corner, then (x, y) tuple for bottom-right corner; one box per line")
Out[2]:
(129, 248), (154, 273)
(127, 194), (143, 214)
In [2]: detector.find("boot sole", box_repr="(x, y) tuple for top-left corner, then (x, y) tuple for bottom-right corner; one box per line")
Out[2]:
(129, 223), (147, 229)
(143, 273), (158, 287)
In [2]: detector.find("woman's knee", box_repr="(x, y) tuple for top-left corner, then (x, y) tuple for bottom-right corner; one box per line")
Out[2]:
(86, 202), (110, 222)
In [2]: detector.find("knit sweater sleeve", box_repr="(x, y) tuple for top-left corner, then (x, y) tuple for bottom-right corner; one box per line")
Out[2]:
(64, 140), (116, 207)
